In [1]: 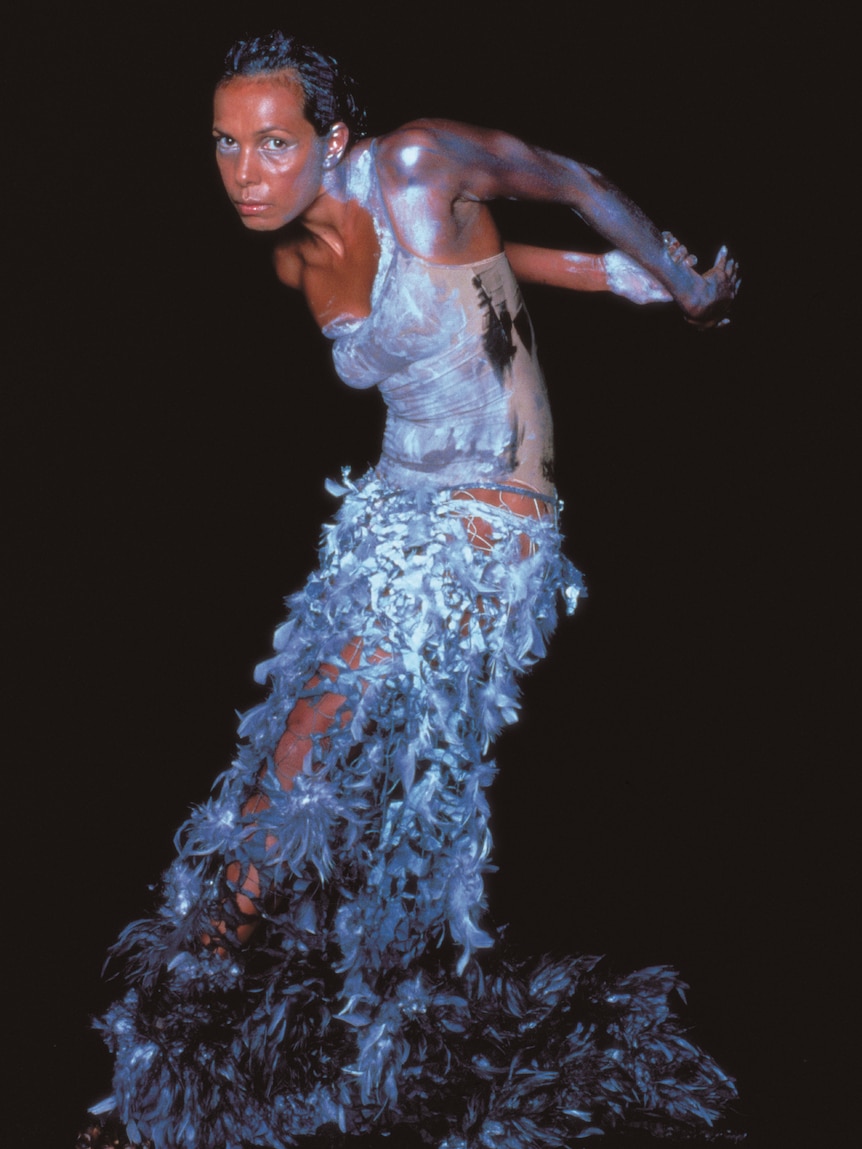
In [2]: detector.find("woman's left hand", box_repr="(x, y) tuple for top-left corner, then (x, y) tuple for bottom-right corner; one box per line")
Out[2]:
(682, 245), (741, 329)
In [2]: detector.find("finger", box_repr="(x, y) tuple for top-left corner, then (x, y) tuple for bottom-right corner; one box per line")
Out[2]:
(663, 232), (686, 255)
(713, 244), (728, 270)
(667, 240), (695, 266)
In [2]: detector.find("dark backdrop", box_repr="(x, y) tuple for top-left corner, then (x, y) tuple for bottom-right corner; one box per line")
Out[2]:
(4, 4), (852, 1145)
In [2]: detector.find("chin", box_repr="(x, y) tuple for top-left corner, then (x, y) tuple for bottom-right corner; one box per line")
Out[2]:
(239, 216), (280, 232)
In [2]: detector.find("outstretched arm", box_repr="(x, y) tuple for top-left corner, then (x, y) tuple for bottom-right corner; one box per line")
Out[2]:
(505, 233), (700, 305)
(381, 121), (740, 327)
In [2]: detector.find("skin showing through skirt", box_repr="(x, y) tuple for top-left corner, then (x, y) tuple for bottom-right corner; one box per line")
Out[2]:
(202, 487), (552, 948)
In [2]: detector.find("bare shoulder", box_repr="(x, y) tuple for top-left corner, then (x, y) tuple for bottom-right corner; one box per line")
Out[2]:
(272, 239), (304, 288)
(374, 119), (547, 205)
(375, 120), (486, 186)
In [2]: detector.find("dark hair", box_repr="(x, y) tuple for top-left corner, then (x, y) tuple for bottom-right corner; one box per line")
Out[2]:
(220, 32), (367, 139)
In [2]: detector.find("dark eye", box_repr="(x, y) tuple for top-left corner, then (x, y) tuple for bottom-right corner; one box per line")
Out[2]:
(263, 137), (289, 151)
(214, 134), (237, 153)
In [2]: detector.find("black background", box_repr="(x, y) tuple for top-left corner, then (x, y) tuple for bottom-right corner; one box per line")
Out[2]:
(3, 3), (853, 1145)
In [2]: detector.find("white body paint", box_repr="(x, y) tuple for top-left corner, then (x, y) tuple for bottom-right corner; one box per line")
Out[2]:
(327, 146), (554, 491)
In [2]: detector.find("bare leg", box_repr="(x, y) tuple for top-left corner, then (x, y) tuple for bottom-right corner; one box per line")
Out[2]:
(203, 637), (389, 947)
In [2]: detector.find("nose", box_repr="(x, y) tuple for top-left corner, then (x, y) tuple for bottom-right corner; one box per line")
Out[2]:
(235, 147), (260, 188)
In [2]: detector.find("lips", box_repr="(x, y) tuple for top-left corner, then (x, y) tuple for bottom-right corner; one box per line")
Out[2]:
(235, 200), (270, 215)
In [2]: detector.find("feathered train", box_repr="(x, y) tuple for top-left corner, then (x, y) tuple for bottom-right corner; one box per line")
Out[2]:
(96, 471), (736, 1147)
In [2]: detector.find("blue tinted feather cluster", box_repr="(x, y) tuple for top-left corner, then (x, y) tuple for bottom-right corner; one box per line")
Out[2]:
(97, 472), (735, 1147)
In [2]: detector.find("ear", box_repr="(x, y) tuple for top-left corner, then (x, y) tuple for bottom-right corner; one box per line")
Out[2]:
(322, 122), (350, 168)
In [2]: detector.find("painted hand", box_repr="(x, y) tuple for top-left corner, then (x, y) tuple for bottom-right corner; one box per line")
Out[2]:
(683, 244), (741, 329)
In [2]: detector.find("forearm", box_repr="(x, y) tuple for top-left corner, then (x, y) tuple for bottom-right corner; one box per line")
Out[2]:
(460, 126), (710, 312)
(528, 152), (708, 313)
(504, 243), (608, 291)
(490, 137), (723, 317)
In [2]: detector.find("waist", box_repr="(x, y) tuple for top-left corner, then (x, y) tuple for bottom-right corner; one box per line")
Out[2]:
(450, 483), (557, 520)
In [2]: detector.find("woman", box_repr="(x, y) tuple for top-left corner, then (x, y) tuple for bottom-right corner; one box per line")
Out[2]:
(87, 31), (740, 1149)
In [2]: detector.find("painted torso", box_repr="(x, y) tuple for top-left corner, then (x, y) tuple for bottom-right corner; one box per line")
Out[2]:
(324, 145), (555, 493)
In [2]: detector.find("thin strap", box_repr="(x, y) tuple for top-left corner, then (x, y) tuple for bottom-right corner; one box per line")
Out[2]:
(369, 481), (558, 509)
(448, 482), (559, 507)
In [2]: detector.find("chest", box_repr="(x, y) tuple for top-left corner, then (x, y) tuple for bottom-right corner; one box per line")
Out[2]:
(300, 208), (381, 331)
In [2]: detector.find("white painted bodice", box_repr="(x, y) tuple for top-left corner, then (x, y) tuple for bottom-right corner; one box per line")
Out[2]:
(324, 144), (549, 489)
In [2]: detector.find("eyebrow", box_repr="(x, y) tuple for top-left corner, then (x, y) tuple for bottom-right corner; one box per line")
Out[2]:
(211, 124), (295, 137)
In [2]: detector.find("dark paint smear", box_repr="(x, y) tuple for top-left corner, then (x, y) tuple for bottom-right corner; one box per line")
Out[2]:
(473, 273), (516, 379)
(513, 305), (534, 356)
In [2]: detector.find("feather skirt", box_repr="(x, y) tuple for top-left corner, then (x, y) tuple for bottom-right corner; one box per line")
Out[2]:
(98, 471), (737, 1147)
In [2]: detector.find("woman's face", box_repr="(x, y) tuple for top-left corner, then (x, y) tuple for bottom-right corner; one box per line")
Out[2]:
(212, 72), (331, 231)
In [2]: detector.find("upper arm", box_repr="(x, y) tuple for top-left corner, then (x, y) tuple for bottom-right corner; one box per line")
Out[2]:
(378, 119), (605, 209)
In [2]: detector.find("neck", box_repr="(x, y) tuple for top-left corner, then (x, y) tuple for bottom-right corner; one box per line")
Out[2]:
(298, 160), (353, 252)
